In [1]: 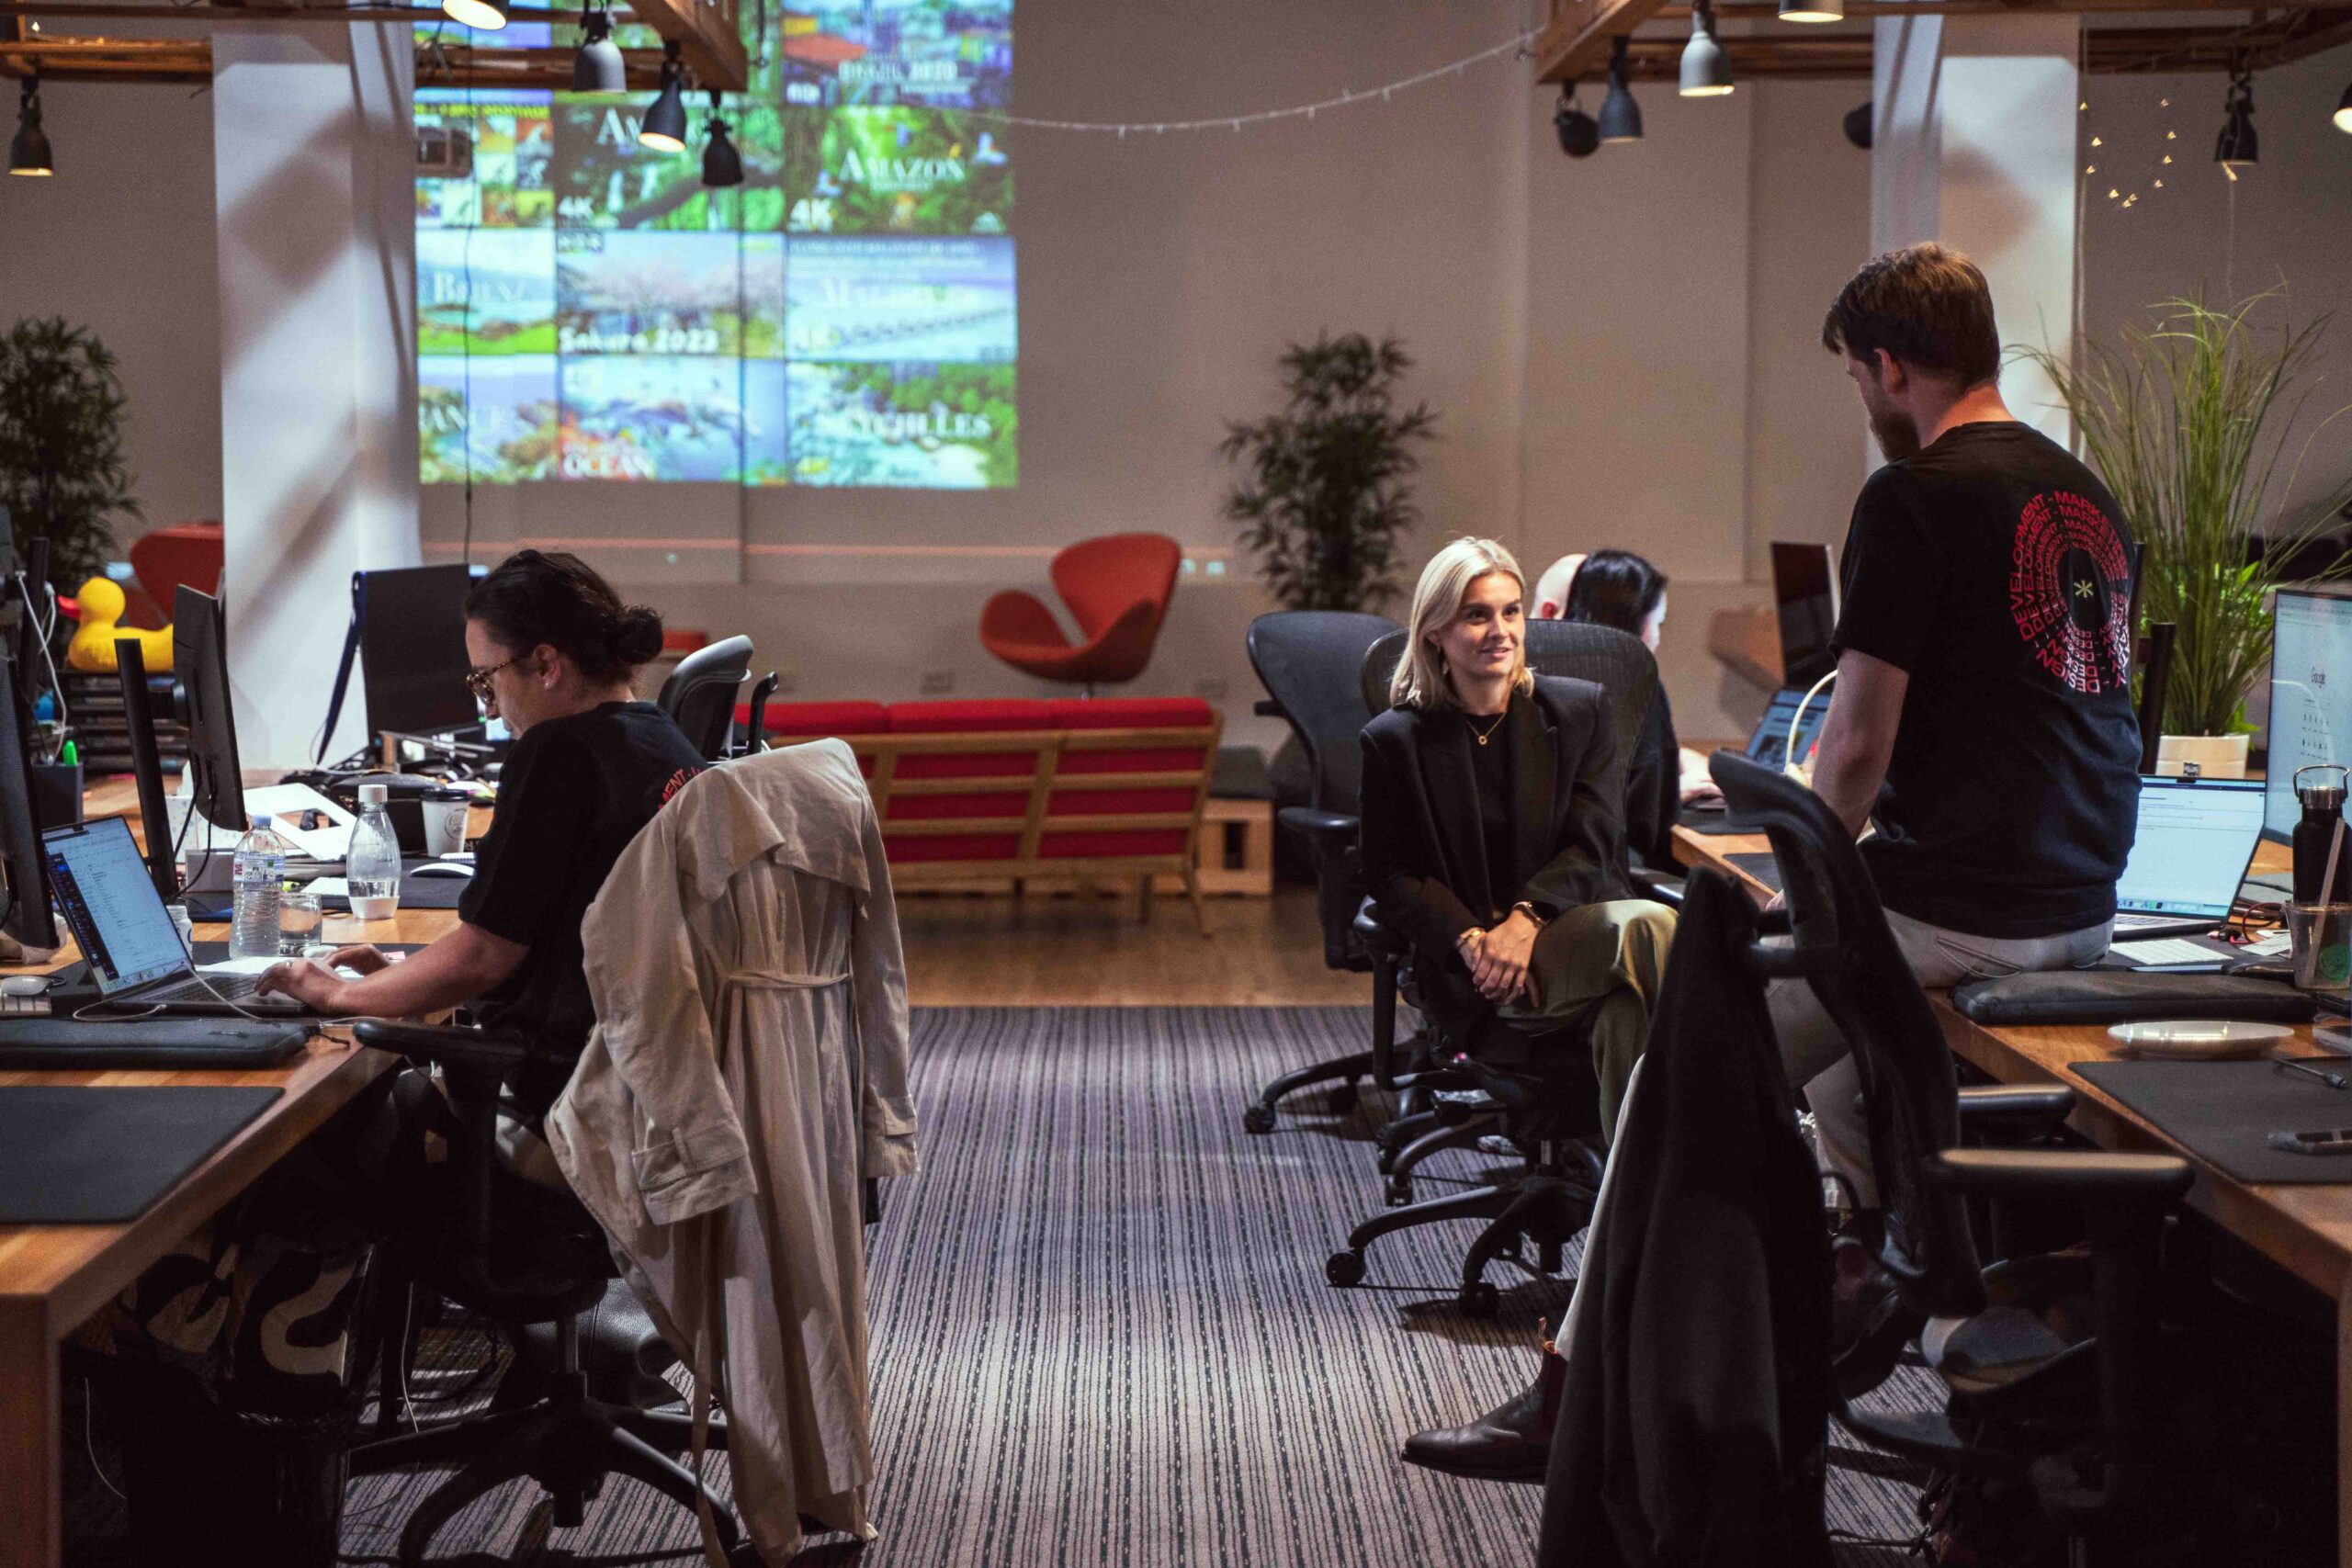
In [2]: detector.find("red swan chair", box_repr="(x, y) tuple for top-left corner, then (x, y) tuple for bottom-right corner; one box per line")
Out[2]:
(980, 533), (1182, 694)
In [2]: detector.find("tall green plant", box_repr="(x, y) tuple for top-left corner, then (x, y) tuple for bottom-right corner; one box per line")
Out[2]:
(0, 318), (139, 587)
(1219, 333), (1437, 612)
(2020, 290), (2352, 737)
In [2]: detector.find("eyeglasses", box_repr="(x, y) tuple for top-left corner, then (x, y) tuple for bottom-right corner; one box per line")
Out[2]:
(464, 653), (527, 703)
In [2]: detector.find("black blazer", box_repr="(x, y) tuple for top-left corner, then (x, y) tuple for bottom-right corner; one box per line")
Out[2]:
(1359, 676), (1632, 1044)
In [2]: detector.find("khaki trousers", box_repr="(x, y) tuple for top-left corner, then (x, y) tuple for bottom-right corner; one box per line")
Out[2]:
(1498, 898), (1678, 1143)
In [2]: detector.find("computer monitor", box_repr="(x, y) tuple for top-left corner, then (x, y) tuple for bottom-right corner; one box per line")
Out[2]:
(0, 649), (58, 951)
(1770, 541), (1839, 688)
(360, 565), (479, 739)
(2265, 588), (2352, 839)
(174, 586), (246, 839)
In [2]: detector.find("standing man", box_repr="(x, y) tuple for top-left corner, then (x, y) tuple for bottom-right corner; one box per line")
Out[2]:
(1780, 243), (2141, 1201)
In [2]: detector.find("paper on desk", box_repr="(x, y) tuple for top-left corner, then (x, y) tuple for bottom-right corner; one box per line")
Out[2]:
(243, 784), (356, 862)
(198, 955), (281, 976)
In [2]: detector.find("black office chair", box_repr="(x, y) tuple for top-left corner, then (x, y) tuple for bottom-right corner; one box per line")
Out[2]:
(345, 1024), (739, 1568)
(1326, 624), (1669, 1313)
(1711, 749), (2199, 1559)
(657, 635), (753, 761)
(1238, 610), (1402, 1134)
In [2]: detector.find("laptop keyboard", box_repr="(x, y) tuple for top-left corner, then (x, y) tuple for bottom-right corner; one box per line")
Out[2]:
(146, 972), (286, 1007)
(2111, 936), (2227, 967)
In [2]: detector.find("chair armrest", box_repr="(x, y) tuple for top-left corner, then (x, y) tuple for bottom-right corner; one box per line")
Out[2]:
(1351, 898), (1408, 957)
(1955, 1083), (2077, 1140)
(352, 1020), (530, 1081)
(1277, 806), (1358, 848)
(1629, 868), (1685, 911)
(1252, 698), (1283, 719)
(1922, 1146), (2192, 1207)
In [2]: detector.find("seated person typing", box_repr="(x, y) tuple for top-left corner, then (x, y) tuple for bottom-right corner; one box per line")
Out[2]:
(259, 549), (707, 1122)
(1359, 536), (1676, 1144)
(1557, 548), (1683, 869)
(1778, 243), (2140, 1204)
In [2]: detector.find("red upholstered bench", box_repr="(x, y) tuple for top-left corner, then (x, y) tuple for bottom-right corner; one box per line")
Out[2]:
(732, 695), (1223, 928)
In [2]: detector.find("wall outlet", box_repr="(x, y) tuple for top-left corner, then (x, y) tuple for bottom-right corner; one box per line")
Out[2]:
(920, 669), (955, 695)
(1195, 676), (1227, 701)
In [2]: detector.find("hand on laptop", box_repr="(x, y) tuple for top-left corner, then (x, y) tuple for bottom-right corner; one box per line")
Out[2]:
(324, 944), (392, 976)
(255, 957), (349, 1013)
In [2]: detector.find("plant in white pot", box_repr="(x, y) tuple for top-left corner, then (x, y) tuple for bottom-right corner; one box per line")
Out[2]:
(2024, 290), (2352, 777)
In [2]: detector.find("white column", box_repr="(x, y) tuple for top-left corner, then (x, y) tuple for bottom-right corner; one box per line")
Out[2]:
(212, 24), (419, 770)
(1871, 14), (2080, 449)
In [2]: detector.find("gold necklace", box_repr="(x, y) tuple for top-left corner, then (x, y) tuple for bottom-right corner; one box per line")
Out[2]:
(1466, 709), (1507, 746)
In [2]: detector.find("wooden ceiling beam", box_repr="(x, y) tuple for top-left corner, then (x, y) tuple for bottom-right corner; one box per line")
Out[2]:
(1537, 0), (1674, 85)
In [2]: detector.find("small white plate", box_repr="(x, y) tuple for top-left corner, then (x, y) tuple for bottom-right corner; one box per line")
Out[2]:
(2106, 1019), (2296, 1060)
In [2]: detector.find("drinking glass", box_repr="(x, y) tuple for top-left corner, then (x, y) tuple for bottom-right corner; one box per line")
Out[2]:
(277, 888), (324, 957)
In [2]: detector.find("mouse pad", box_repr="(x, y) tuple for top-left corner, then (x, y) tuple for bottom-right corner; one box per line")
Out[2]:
(0, 1085), (282, 1223)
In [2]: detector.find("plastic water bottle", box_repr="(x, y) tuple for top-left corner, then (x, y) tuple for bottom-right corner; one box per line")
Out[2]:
(230, 816), (289, 960)
(346, 783), (404, 922)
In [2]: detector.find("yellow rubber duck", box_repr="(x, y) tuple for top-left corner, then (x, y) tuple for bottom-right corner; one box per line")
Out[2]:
(66, 576), (173, 674)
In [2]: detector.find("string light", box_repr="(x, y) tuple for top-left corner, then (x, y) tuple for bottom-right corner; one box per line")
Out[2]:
(959, 28), (1538, 135)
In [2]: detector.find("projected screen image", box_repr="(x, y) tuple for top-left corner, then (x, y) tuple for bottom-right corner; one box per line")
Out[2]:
(415, 0), (1017, 489)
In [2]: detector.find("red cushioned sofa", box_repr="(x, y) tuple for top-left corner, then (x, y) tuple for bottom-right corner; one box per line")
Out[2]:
(731, 695), (1223, 929)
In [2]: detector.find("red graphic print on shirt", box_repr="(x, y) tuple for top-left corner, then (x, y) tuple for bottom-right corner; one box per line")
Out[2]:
(2008, 489), (2132, 694)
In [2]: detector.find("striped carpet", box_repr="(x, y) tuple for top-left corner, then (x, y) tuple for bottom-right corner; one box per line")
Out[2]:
(74, 1006), (1939, 1565)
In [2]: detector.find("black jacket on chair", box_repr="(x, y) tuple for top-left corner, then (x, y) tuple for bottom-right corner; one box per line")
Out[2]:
(1358, 676), (1631, 1048)
(1536, 865), (1832, 1568)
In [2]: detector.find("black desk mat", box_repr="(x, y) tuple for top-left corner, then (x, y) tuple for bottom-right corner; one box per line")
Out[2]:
(0, 1085), (282, 1223)
(1725, 851), (1783, 893)
(2073, 1059), (2352, 1185)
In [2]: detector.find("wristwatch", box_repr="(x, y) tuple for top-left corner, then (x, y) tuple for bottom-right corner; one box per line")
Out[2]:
(1510, 900), (1548, 931)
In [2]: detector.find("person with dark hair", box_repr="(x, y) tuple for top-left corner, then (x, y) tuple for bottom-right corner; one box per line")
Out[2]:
(261, 548), (707, 1117)
(1560, 549), (1680, 869)
(1785, 243), (2140, 1207)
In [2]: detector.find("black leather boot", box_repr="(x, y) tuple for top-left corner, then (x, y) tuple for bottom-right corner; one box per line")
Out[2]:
(1399, 1337), (1566, 1484)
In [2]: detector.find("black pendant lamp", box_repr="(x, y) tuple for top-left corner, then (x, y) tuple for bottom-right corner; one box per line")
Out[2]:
(2214, 64), (2257, 178)
(639, 39), (689, 152)
(1554, 85), (1599, 159)
(571, 4), (627, 94)
(1679, 0), (1734, 97)
(1597, 35), (1643, 144)
(701, 90), (742, 187)
(9, 74), (52, 177)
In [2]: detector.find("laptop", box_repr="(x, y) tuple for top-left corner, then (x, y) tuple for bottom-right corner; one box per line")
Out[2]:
(42, 817), (311, 1016)
(2109, 776), (2267, 942)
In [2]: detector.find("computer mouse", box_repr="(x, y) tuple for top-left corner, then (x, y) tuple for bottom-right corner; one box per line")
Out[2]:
(410, 862), (474, 879)
(2, 975), (51, 996)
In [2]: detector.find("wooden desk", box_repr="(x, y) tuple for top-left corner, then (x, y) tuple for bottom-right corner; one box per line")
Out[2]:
(0, 783), (469, 1568)
(1672, 820), (2352, 1563)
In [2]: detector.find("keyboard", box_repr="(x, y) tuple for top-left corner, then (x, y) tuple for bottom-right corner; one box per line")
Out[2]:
(141, 972), (300, 1010)
(2113, 910), (2222, 933)
(2111, 936), (2229, 968)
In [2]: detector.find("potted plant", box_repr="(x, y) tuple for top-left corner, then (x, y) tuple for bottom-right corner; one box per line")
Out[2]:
(0, 317), (140, 588)
(1219, 333), (1437, 612)
(2023, 291), (2352, 777)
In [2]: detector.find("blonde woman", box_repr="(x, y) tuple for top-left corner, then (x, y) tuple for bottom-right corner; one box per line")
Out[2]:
(1358, 536), (1675, 1143)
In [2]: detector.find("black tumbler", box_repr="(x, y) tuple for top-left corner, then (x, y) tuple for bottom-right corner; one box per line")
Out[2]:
(2292, 763), (2351, 904)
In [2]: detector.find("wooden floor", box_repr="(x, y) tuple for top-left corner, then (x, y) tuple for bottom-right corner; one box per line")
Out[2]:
(899, 886), (1362, 1007)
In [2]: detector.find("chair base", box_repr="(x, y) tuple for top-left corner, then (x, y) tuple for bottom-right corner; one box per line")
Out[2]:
(351, 1376), (739, 1568)
(1243, 1050), (1371, 1134)
(1327, 1167), (1598, 1316)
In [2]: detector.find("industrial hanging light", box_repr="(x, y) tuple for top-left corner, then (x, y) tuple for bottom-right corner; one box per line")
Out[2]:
(8, 74), (51, 177)
(639, 40), (689, 152)
(1778, 0), (1843, 25)
(1680, 0), (1734, 97)
(1597, 35), (1643, 144)
(2214, 63), (2257, 178)
(571, 4), (627, 93)
(2333, 77), (2351, 134)
(1555, 84), (1599, 158)
(701, 90), (742, 186)
(441, 0), (507, 31)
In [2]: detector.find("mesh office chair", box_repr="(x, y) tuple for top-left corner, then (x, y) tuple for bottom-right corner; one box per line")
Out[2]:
(1238, 610), (1402, 1134)
(1712, 750), (2200, 1558)
(345, 1025), (740, 1567)
(1327, 622), (1667, 1314)
(656, 635), (753, 761)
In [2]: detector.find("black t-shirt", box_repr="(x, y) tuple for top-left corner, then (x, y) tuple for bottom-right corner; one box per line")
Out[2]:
(460, 701), (706, 1114)
(1831, 423), (2141, 938)
(1455, 709), (1516, 921)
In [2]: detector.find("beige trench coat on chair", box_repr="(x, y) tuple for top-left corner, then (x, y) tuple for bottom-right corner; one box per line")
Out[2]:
(548, 739), (918, 1565)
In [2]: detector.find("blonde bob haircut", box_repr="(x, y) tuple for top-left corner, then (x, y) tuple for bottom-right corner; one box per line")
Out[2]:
(1389, 536), (1535, 710)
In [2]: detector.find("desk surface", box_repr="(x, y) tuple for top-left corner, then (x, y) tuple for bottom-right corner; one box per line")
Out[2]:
(1673, 818), (2352, 1566)
(0, 778), (472, 1568)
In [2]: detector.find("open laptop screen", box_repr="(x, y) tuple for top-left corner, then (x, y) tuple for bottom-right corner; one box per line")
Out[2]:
(2116, 777), (2266, 919)
(1744, 687), (1827, 769)
(43, 816), (193, 994)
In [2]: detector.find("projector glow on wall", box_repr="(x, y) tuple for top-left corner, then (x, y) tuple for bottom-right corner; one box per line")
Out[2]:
(413, 0), (1016, 489)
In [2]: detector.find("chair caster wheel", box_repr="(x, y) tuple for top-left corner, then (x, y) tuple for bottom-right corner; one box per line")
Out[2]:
(1385, 1177), (1413, 1208)
(1328, 1081), (1358, 1114)
(1242, 1103), (1277, 1134)
(1326, 1250), (1366, 1288)
(1458, 1280), (1498, 1318)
